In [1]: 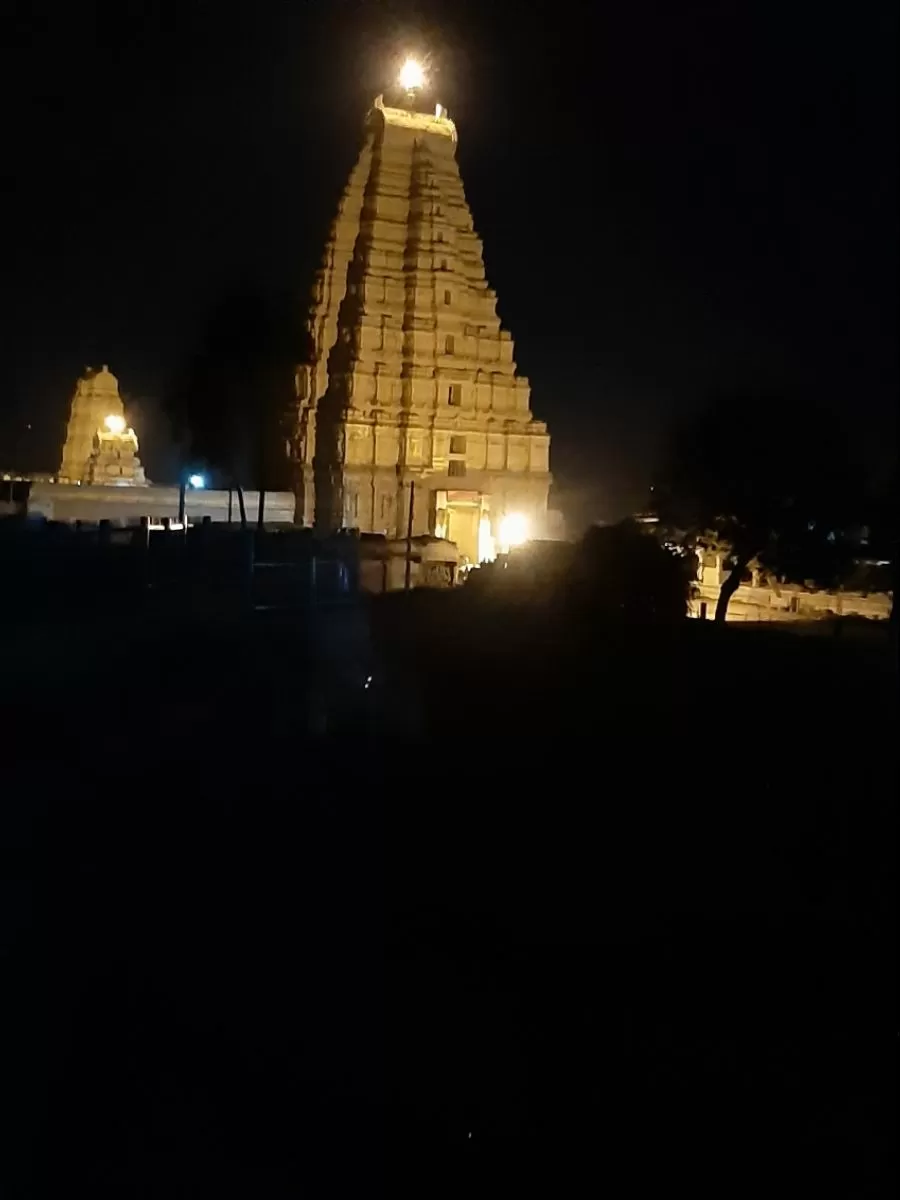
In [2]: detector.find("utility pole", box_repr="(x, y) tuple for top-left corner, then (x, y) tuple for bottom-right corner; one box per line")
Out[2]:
(404, 479), (415, 591)
(256, 434), (266, 531)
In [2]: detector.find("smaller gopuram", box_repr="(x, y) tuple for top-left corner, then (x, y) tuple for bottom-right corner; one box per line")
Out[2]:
(59, 365), (145, 485)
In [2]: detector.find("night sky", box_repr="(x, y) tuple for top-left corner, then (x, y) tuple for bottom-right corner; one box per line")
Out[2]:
(4, 0), (897, 525)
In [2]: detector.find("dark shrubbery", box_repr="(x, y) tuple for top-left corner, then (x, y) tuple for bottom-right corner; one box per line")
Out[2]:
(565, 520), (691, 623)
(465, 522), (690, 624)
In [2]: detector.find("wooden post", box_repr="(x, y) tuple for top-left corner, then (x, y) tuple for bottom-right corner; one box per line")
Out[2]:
(235, 483), (247, 529)
(138, 516), (150, 596)
(242, 525), (255, 611)
(404, 479), (415, 591)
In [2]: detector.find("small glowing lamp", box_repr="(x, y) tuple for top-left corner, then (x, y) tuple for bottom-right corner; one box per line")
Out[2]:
(188, 473), (206, 489)
(498, 512), (530, 552)
(104, 413), (126, 434)
(398, 57), (425, 91)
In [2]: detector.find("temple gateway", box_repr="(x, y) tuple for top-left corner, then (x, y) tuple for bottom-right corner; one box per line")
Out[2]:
(58, 365), (146, 486)
(289, 75), (551, 564)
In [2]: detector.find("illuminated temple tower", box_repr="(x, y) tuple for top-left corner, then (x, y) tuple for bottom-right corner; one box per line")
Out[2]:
(290, 62), (550, 563)
(58, 365), (146, 485)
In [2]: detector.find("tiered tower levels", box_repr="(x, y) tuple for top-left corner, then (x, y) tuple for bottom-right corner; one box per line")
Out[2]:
(292, 92), (550, 556)
(59, 365), (127, 484)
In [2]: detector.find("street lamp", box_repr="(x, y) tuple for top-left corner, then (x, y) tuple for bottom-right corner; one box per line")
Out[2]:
(178, 469), (206, 525)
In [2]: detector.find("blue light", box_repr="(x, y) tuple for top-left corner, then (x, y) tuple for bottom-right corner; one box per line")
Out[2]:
(188, 473), (206, 489)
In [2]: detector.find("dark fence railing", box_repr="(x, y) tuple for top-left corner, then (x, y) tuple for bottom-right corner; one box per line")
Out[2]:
(0, 516), (360, 621)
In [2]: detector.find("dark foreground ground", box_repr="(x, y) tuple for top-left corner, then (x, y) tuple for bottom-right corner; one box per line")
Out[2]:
(3, 592), (896, 1195)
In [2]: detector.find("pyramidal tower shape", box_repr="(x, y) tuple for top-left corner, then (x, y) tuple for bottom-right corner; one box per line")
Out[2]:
(291, 81), (550, 562)
(59, 365), (127, 483)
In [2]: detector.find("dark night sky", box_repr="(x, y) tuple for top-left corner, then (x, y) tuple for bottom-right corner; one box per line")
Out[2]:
(3, 0), (897, 523)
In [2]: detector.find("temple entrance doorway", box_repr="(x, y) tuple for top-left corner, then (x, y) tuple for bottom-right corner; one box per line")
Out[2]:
(446, 503), (480, 565)
(432, 488), (487, 565)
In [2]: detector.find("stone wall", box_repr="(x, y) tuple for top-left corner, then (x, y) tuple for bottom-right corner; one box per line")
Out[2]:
(690, 554), (891, 622)
(357, 534), (461, 592)
(23, 483), (296, 526)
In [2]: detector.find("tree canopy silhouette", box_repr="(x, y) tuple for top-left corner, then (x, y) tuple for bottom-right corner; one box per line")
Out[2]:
(653, 396), (865, 621)
(567, 519), (691, 624)
(164, 281), (307, 495)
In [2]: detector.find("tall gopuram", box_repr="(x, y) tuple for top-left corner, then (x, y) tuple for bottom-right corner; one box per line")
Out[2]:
(290, 62), (550, 563)
(58, 365), (145, 485)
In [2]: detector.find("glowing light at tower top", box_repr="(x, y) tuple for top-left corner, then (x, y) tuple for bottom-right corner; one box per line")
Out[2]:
(398, 57), (426, 91)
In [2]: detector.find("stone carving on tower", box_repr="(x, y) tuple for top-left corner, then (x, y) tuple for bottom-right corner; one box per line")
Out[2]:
(59, 365), (147, 485)
(289, 62), (550, 563)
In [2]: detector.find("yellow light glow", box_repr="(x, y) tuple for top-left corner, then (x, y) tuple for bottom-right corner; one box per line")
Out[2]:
(478, 515), (496, 564)
(104, 414), (126, 434)
(398, 57), (425, 91)
(498, 512), (530, 553)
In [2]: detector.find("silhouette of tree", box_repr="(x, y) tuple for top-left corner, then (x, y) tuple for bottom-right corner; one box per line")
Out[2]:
(864, 463), (898, 623)
(567, 519), (691, 623)
(164, 280), (303, 501)
(653, 396), (864, 621)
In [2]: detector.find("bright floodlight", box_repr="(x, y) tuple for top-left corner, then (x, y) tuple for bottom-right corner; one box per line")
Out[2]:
(499, 512), (530, 551)
(398, 57), (425, 91)
(104, 413), (126, 434)
(188, 473), (206, 489)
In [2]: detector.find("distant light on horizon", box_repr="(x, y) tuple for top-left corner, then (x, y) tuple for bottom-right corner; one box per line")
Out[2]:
(398, 57), (425, 92)
(188, 473), (206, 489)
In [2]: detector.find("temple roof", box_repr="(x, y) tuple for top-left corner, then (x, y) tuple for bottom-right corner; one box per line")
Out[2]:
(84, 364), (119, 387)
(371, 94), (457, 143)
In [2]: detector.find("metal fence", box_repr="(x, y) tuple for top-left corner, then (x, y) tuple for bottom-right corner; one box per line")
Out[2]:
(0, 516), (360, 620)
